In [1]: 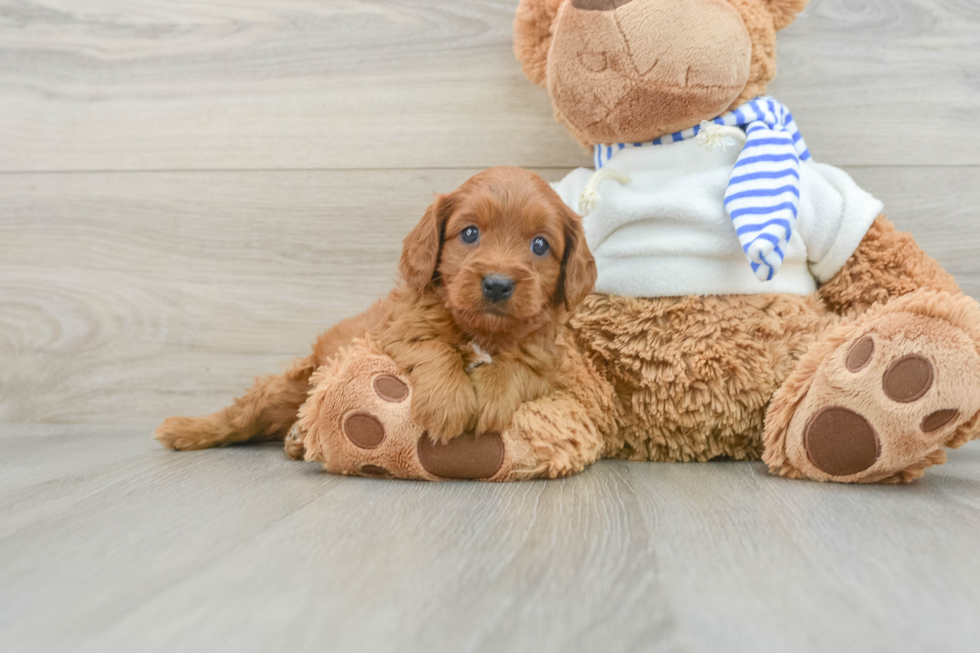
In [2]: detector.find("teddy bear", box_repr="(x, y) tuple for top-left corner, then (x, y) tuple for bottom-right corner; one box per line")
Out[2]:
(287, 0), (980, 484)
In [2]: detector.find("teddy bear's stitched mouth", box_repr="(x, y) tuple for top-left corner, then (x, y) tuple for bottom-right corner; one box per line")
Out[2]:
(572, 0), (635, 10)
(576, 80), (744, 134)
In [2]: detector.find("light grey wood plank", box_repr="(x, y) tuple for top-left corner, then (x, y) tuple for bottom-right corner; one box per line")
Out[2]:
(1, 425), (978, 653)
(847, 166), (980, 291)
(2, 166), (980, 426)
(772, 0), (980, 167)
(0, 168), (481, 425)
(0, 0), (590, 172)
(1, 0), (978, 172)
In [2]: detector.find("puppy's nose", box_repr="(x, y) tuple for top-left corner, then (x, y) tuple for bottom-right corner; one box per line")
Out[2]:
(482, 275), (515, 303)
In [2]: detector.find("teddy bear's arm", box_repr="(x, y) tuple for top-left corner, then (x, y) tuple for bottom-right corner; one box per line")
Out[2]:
(817, 215), (960, 315)
(296, 339), (610, 481)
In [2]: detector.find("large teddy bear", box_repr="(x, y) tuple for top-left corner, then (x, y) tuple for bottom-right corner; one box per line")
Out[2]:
(288, 0), (980, 484)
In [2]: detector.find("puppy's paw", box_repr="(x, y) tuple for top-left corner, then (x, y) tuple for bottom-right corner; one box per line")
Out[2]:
(476, 394), (521, 435)
(284, 421), (306, 460)
(410, 377), (478, 443)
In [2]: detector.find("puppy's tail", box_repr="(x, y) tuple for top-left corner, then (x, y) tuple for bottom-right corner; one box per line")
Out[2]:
(155, 356), (316, 451)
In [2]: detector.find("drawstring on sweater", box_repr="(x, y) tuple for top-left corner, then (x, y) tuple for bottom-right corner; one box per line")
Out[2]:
(578, 167), (631, 217)
(695, 121), (747, 150)
(578, 123), (744, 217)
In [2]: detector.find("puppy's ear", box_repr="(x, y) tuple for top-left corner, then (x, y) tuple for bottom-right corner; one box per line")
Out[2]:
(764, 0), (808, 30)
(514, 0), (564, 87)
(553, 205), (597, 311)
(399, 191), (457, 289)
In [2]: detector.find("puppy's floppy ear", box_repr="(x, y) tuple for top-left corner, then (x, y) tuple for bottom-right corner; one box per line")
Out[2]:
(553, 204), (597, 311)
(514, 0), (564, 87)
(764, 0), (808, 31)
(399, 191), (457, 289)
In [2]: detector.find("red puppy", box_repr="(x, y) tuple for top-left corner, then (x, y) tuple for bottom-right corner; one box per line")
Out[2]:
(155, 167), (596, 451)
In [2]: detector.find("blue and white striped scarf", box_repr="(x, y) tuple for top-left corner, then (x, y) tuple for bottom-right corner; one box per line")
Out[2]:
(593, 96), (812, 282)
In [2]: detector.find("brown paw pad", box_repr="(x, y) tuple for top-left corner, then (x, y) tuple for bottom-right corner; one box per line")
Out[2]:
(846, 336), (875, 372)
(921, 409), (959, 433)
(882, 355), (933, 403)
(417, 432), (504, 480)
(374, 374), (409, 402)
(805, 407), (880, 477)
(343, 412), (385, 449)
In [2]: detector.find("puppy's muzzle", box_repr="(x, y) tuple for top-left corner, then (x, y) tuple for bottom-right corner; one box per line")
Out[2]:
(482, 275), (515, 303)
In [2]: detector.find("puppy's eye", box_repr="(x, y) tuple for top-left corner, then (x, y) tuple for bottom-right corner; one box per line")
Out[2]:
(460, 226), (480, 244)
(531, 236), (550, 256)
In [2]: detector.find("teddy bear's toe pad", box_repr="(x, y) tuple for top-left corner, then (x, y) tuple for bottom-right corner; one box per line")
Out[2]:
(417, 432), (505, 480)
(804, 407), (879, 476)
(881, 355), (933, 402)
(373, 375), (409, 402)
(922, 409), (958, 432)
(343, 412), (386, 449)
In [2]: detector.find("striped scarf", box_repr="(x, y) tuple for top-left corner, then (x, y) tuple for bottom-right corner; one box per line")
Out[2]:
(593, 96), (812, 282)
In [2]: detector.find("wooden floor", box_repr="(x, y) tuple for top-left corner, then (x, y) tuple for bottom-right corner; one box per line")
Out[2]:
(3, 1), (980, 650)
(3, 425), (980, 652)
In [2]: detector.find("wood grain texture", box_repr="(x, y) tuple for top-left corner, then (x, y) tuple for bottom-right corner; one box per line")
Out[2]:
(1, 425), (979, 653)
(2, 0), (979, 172)
(3, 166), (980, 425)
(2, 1), (980, 650)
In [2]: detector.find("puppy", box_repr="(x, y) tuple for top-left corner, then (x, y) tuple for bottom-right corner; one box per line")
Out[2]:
(155, 167), (596, 451)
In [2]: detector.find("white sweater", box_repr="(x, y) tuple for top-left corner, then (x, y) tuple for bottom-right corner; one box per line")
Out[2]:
(551, 140), (883, 297)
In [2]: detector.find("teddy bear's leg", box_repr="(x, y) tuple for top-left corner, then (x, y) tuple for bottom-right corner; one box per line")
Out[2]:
(294, 340), (607, 481)
(763, 289), (980, 483)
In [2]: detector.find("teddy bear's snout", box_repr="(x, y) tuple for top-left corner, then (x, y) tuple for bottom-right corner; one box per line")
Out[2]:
(549, 0), (754, 144)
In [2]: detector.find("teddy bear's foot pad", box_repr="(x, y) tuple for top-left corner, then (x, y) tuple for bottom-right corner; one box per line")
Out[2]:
(803, 406), (879, 477)
(765, 292), (980, 483)
(417, 432), (504, 479)
(294, 342), (535, 481)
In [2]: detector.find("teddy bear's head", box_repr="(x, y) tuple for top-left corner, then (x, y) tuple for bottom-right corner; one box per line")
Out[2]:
(514, 0), (808, 146)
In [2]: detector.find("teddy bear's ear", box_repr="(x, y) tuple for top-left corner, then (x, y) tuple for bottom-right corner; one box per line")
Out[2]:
(764, 0), (809, 31)
(513, 0), (564, 87)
